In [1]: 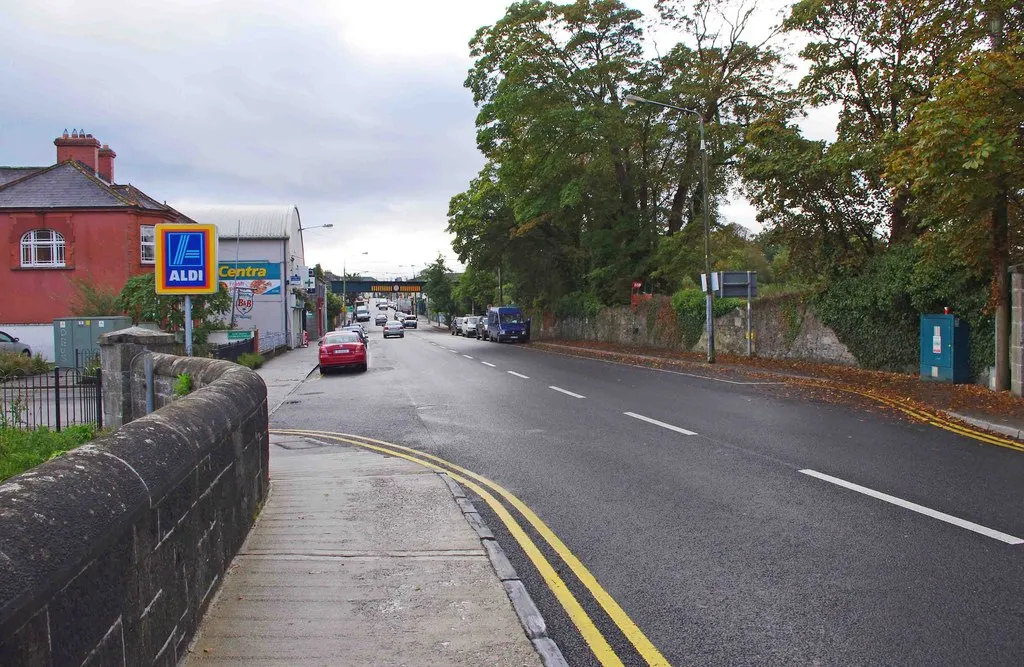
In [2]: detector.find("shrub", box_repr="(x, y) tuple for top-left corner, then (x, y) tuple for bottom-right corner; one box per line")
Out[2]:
(670, 289), (745, 349)
(173, 372), (193, 398)
(0, 424), (96, 482)
(0, 351), (53, 377)
(553, 291), (603, 319)
(237, 352), (264, 369)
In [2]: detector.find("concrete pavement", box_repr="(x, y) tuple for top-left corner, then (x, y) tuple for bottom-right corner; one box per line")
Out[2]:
(186, 339), (544, 665)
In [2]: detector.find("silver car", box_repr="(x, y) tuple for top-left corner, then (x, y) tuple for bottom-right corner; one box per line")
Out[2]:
(383, 320), (405, 338)
(461, 316), (479, 337)
(0, 330), (31, 357)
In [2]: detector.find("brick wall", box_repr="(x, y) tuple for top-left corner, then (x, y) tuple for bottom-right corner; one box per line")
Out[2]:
(0, 354), (269, 665)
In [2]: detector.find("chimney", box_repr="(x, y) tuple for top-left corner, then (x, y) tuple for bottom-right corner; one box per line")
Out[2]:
(97, 144), (116, 182)
(54, 129), (101, 173)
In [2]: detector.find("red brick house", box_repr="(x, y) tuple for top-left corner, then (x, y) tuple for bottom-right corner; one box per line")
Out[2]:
(0, 131), (195, 357)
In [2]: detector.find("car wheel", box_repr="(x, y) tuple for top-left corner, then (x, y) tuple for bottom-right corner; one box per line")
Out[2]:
(21, 350), (31, 358)
(360, 363), (368, 372)
(319, 366), (326, 375)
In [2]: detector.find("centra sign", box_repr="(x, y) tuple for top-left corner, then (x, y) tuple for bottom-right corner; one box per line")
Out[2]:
(154, 224), (219, 295)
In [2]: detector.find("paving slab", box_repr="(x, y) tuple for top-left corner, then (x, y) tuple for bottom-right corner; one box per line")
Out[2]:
(186, 438), (539, 666)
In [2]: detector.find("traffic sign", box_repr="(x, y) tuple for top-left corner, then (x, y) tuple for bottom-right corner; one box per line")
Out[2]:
(154, 224), (218, 294)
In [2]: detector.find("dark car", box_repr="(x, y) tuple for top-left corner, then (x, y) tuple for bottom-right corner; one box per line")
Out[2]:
(475, 317), (489, 340)
(451, 317), (464, 335)
(374, 313), (388, 326)
(318, 331), (367, 373)
(341, 325), (369, 345)
(486, 306), (527, 343)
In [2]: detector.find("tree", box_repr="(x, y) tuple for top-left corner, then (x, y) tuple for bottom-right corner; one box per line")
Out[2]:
(783, 0), (983, 242)
(116, 273), (232, 344)
(68, 276), (123, 317)
(422, 255), (457, 320)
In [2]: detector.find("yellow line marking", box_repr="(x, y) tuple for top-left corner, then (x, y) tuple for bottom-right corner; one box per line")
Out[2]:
(272, 429), (626, 667)
(274, 429), (670, 666)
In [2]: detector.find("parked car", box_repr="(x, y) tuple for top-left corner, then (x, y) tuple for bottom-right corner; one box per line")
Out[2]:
(383, 320), (406, 338)
(451, 317), (464, 335)
(475, 317), (489, 340)
(374, 313), (388, 326)
(0, 331), (31, 357)
(461, 316), (479, 337)
(318, 331), (368, 373)
(403, 315), (418, 329)
(341, 325), (369, 345)
(486, 306), (527, 343)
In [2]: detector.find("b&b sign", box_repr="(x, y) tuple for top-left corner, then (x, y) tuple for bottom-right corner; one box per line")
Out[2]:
(154, 224), (219, 295)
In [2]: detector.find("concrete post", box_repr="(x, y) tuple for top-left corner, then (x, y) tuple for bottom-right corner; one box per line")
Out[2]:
(98, 327), (177, 428)
(1011, 266), (1023, 397)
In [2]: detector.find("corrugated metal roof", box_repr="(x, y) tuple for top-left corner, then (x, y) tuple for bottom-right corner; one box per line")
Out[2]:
(175, 204), (301, 239)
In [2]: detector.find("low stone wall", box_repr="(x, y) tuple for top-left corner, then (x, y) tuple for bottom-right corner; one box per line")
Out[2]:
(532, 293), (858, 366)
(0, 346), (269, 664)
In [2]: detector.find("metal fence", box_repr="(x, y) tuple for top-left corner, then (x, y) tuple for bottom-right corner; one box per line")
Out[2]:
(0, 368), (102, 431)
(258, 331), (287, 353)
(211, 338), (255, 363)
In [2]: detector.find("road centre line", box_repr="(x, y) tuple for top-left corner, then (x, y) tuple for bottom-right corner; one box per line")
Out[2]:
(508, 371), (530, 379)
(463, 355), (474, 359)
(549, 386), (586, 399)
(624, 412), (698, 436)
(482, 362), (496, 367)
(800, 469), (1024, 545)
(272, 429), (642, 666)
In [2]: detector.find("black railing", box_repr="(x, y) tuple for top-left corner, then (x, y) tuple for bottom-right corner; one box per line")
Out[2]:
(0, 368), (102, 432)
(211, 338), (255, 363)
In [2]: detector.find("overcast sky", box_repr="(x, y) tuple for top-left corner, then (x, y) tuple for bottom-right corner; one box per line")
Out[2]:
(0, 0), (829, 279)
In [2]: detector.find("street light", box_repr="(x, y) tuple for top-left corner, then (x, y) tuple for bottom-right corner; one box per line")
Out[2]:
(297, 223), (334, 231)
(624, 93), (715, 363)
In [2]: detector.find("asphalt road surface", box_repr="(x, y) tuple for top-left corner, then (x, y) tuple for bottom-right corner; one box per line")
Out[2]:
(274, 303), (1024, 666)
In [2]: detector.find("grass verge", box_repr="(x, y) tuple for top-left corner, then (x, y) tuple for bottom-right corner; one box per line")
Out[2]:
(0, 424), (97, 482)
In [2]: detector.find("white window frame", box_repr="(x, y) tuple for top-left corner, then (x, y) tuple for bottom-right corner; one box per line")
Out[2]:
(140, 225), (156, 264)
(20, 229), (66, 268)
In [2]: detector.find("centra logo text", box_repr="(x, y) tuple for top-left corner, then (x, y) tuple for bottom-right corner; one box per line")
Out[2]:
(169, 269), (204, 281)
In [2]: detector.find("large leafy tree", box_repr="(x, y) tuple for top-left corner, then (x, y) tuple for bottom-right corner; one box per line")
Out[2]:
(422, 255), (458, 320)
(783, 0), (983, 243)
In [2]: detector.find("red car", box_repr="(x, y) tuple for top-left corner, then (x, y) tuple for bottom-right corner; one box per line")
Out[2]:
(318, 331), (368, 373)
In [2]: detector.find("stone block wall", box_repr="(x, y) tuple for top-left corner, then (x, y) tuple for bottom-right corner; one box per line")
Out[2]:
(0, 350), (269, 665)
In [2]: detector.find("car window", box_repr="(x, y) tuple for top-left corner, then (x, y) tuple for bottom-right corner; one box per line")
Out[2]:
(324, 332), (359, 344)
(0, 332), (11, 343)
(500, 313), (522, 324)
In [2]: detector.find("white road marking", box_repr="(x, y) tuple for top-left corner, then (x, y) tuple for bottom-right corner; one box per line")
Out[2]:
(623, 412), (697, 436)
(450, 350), (459, 353)
(463, 355), (474, 359)
(800, 469), (1024, 545)
(482, 362), (496, 367)
(508, 371), (530, 379)
(549, 386), (585, 399)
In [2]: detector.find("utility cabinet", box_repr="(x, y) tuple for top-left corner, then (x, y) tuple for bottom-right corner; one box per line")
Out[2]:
(53, 316), (131, 369)
(920, 314), (970, 383)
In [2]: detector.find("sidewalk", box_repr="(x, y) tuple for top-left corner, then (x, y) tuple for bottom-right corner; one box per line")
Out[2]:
(186, 434), (541, 665)
(254, 343), (321, 415)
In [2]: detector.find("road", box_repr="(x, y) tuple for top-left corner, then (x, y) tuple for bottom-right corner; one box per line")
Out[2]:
(273, 303), (1024, 666)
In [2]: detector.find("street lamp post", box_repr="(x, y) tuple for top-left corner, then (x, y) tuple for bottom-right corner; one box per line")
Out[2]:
(624, 94), (715, 363)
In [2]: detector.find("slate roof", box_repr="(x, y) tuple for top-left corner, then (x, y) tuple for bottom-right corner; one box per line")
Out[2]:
(0, 161), (174, 212)
(0, 167), (44, 186)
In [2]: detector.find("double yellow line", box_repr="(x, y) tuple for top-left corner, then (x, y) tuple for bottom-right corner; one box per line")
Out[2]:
(271, 428), (669, 667)
(788, 381), (1024, 453)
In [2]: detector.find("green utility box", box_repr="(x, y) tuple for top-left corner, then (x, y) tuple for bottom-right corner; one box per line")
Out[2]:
(53, 316), (131, 369)
(920, 314), (971, 383)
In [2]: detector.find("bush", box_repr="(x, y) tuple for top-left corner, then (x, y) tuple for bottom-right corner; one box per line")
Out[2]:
(0, 424), (96, 482)
(237, 352), (264, 369)
(173, 372), (193, 398)
(0, 351), (53, 377)
(670, 289), (745, 348)
(553, 291), (603, 319)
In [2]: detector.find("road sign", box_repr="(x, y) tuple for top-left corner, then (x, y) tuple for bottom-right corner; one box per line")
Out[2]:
(154, 224), (218, 294)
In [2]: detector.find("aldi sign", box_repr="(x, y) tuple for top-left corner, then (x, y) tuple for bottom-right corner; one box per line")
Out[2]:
(155, 224), (218, 294)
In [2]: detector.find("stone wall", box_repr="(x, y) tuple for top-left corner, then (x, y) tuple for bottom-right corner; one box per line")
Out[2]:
(0, 342), (269, 665)
(532, 293), (858, 366)
(1012, 267), (1023, 397)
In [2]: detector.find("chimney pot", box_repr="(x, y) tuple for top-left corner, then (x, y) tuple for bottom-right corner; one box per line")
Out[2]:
(55, 129), (102, 173)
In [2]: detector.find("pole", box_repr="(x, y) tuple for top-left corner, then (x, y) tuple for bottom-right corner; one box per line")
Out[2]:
(746, 270), (752, 357)
(498, 263), (503, 306)
(700, 116), (715, 363)
(184, 295), (193, 356)
(230, 219), (241, 328)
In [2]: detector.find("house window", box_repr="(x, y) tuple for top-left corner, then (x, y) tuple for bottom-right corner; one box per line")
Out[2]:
(140, 225), (155, 264)
(20, 229), (66, 268)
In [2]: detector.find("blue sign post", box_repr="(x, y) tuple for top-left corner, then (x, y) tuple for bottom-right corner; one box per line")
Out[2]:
(154, 224), (218, 356)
